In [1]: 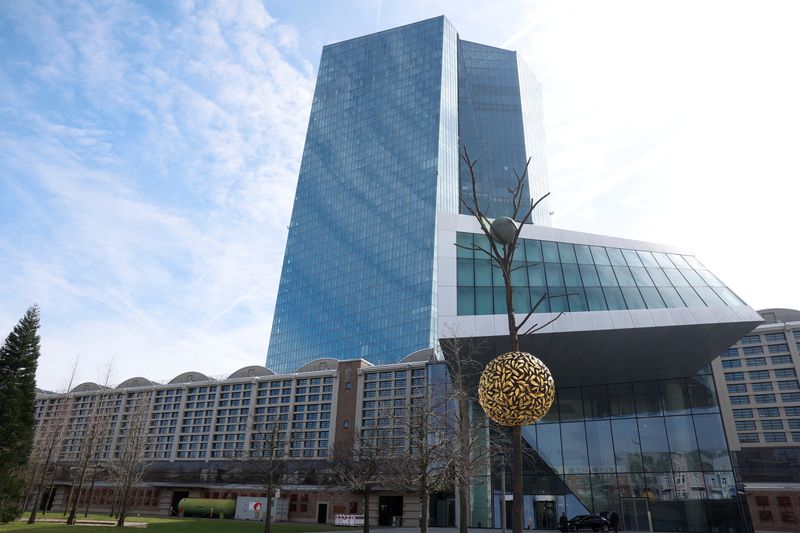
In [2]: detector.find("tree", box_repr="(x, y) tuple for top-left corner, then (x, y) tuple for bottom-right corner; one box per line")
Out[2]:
(0, 305), (41, 523)
(439, 332), (490, 533)
(109, 391), (152, 527)
(249, 417), (287, 533)
(394, 382), (453, 533)
(333, 429), (394, 533)
(65, 369), (115, 525)
(26, 361), (78, 524)
(458, 149), (559, 533)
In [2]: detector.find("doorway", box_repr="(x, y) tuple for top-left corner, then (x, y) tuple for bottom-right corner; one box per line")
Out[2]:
(317, 503), (328, 524)
(535, 500), (556, 529)
(505, 501), (514, 529)
(171, 491), (189, 516)
(378, 496), (403, 526)
(621, 497), (650, 531)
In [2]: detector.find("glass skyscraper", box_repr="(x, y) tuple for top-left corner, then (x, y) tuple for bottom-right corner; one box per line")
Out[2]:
(268, 16), (765, 532)
(267, 16), (550, 373)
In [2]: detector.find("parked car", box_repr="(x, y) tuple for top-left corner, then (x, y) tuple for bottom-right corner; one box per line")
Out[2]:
(569, 514), (610, 532)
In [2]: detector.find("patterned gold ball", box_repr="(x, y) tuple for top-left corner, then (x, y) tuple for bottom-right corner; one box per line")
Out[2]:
(478, 351), (555, 426)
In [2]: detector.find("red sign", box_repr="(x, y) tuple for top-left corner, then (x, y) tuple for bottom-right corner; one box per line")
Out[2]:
(253, 502), (262, 512)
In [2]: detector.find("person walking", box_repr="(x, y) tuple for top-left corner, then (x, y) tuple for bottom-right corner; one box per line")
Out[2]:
(559, 512), (569, 533)
(609, 511), (619, 533)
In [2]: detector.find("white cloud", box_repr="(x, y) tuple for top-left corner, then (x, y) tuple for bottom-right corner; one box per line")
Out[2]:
(0, 0), (314, 389)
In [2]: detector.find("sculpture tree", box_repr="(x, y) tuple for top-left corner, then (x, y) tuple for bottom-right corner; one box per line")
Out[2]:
(457, 148), (560, 533)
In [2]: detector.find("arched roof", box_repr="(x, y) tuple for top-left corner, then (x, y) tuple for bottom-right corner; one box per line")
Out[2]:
(228, 365), (274, 379)
(71, 382), (105, 393)
(168, 371), (211, 384)
(400, 347), (437, 363)
(758, 308), (800, 324)
(116, 377), (154, 389)
(295, 358), (338, 373)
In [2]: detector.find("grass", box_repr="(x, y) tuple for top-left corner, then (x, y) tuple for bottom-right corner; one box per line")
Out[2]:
(1, 514), (358, 533)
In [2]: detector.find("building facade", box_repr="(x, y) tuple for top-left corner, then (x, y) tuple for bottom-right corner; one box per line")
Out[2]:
(261, 15), (766, 533)
(32, 357), (435, 526)
(266, 16), (550, 374)
(711, 308), (800, 532)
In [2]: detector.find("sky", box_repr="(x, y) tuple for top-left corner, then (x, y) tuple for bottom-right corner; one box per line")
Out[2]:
(1, 0), (799, 391)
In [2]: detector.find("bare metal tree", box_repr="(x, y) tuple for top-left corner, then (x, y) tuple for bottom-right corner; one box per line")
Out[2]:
(109, 390), (152, 527)
(457, 147), (559, 533)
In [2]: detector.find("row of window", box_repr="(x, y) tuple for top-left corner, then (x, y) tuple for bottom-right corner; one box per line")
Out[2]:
(737, 431), (800, 443)
(725, 369), (798, 381)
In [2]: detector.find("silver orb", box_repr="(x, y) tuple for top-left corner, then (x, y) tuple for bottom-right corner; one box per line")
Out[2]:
(490, 217), (518, 245)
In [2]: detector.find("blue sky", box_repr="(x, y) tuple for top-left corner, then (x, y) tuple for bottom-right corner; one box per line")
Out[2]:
(2, 1), (799, 390)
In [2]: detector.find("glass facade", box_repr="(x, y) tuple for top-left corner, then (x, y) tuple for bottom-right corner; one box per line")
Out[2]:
(267, 17), (551, 372)
(457, 41), (550, 223)
(488, 370), (744, 532)
(267, 17), (459, 372)
(456, 232), (744, 316)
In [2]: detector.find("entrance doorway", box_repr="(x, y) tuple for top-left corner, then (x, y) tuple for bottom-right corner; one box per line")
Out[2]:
(317, 503), (328, 524)
(621, 497), (650, 531)
(171, 491), (189, 516)
(505, 501), (513, 529)
(378, 496), (403, 526)
(535, 500), (556, 529)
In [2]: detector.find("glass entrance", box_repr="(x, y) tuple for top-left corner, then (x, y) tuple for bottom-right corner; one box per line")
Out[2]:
(621, 497), (650, 531)
(536, 500), (556, 529)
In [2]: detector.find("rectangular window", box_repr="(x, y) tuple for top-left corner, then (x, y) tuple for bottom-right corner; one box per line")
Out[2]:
(775, 368), (798, 378)
(781, 393), (800, 402)
(727, 383), (748, 393)
(722, 360), (742, 369)
(738, 433), (759, 443)
(749, 370), (770, 380)
(758, 408), (780, 418)
(721, 347), (739, 358)
(772, 355), (792, 365)
(733, 409), (753, 418)
(725, 372), (745, 382)
(778, 380), (800, 391)
(741, 335), (761, 345)
(764, 432), (787, 443)
(754, 394), (777, 404)
(742, 346), (764, 355)
(785, 407), (800, 416)
(788, 419), (800, 430)
(761, 419), (784, 430)
(734, 420), (756, 431)
(751, 382), (774, 392)
(769, 344), (790, 353)
(730, 396), (750, 405)
(746, 357), (767, 367)
(765, 333), (786, 342)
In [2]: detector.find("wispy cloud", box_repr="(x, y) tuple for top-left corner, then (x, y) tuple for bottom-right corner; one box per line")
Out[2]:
(0, 0), (315, 388)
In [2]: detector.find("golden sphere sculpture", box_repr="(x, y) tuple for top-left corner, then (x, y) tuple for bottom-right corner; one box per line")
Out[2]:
(478, 351), (555, 426)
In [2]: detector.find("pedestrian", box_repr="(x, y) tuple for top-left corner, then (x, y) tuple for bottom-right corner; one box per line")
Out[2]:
(609, 511), (619, 533)
(559, 512), (569, 533)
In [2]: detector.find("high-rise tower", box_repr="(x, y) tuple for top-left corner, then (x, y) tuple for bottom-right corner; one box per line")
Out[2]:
(267, 16), (550, 372)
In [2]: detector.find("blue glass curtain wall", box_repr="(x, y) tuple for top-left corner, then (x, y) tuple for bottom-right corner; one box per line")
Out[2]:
(490, 371), (745, 532)
(456, 233), (745, 316)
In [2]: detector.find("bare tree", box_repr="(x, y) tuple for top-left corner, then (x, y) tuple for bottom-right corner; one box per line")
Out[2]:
(333, 429), (394, 533)
(457, 147), (559, 533)
(439, 332), (492, 533)
(392, 382), (454, 533)
(249, 417), (287, 533)
(65, 369), (115, 525)
(109, 390), (152, 527)
(26, 374), (76, 523)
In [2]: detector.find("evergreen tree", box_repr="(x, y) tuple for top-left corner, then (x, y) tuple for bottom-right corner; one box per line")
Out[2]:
(0, 306), (41, 523)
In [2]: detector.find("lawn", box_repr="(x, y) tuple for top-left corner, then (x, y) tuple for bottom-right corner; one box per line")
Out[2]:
(1, 514), (357, 533)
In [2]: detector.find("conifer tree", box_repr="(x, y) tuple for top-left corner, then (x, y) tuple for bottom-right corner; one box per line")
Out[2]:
(0, 305), (41, 523)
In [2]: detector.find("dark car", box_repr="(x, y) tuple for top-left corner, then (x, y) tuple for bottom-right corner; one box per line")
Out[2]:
(569, 514), (610, 532)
